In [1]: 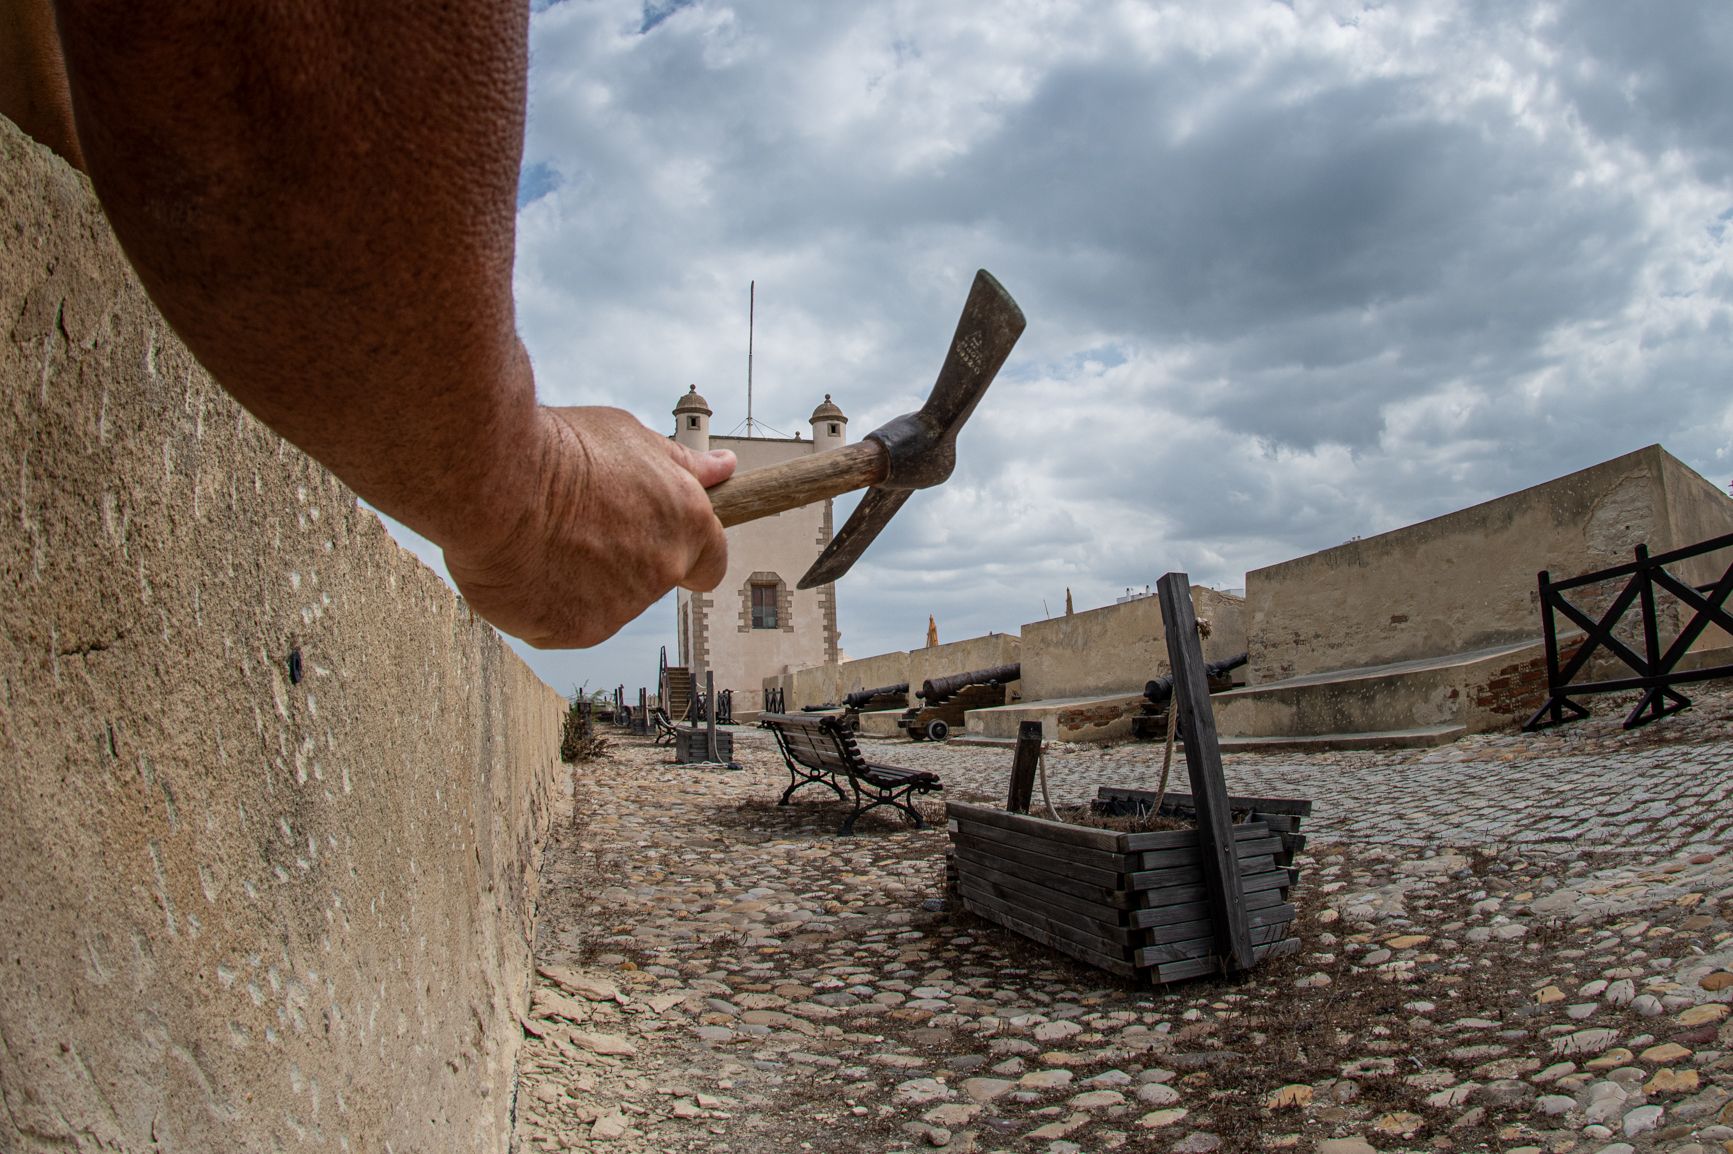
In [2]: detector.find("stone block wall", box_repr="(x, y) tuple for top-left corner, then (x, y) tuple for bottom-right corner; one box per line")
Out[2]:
(1, 118), (565, 1151)
(1018, 588), (1246, 702)
(1244, 445), (1733, 685)
(907, 634), (1021, 705)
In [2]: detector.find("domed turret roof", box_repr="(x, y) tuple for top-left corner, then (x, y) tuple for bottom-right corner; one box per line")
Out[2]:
(674, 384), (711, 416)
(809, 394), (846, 423)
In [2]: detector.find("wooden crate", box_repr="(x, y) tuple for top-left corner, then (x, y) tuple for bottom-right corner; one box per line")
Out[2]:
(673, 728), (733, 764)
(947, 788), (1311, 984)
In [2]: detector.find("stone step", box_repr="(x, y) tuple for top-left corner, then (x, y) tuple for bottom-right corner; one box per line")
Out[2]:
(1218, 725), (1467, 753)
(664, 666), (694, 720)
(1211, 640), (1551, 740)
(964, 693), (1147, 744)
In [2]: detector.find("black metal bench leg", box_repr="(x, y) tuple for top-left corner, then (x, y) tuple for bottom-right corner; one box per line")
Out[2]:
(839, 780), (931, 835)
(780, 765), (846, 807)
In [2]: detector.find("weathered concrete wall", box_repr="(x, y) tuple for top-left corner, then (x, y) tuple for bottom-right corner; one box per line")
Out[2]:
(837, 650), (912, 702)
(790, 661), (842, 709)
(1245, 445), (1733, 685)
(782, 632), (1025, 714)
(907, 633), (1022, 705)
(1, 118), (566, 1152)
(1018, 588), (1245, 702)
(1659, 452), (1733, 654)
(676, 434), (836, 714)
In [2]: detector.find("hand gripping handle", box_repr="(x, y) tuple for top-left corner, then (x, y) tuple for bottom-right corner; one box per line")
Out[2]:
(705, 440), (888, 528)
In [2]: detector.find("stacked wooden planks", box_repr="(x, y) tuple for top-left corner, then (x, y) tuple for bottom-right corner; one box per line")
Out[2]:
(947, 788), (1310, 985)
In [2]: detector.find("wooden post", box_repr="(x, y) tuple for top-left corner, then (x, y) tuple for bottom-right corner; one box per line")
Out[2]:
(705, 670), (719, 762)
(1007, 720), (1042, 813)
(1156, 572), (1254, 971)
(1536, 571), (1560, 726)
(638, 687), (648, 737)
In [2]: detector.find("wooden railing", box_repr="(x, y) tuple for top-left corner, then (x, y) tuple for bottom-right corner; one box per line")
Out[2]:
(1525, 531), (1733, 730)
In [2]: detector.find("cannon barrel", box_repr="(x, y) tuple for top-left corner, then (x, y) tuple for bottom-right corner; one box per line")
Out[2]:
(1143, 652), (1248, 705)
(919, 662), (1022, 703)
(843, 682), (909, 711)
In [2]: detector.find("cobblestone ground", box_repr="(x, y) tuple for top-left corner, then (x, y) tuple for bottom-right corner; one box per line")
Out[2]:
(510, 686), (1733, 1154)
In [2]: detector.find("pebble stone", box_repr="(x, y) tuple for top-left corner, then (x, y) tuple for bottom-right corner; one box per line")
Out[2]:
(507, 684), (1733, 1152)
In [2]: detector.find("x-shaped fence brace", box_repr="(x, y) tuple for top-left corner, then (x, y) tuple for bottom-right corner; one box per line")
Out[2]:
(1526, 530), (1733, 731)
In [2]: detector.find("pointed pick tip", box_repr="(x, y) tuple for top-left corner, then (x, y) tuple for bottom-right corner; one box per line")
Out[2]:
(794, 566), (834, 591)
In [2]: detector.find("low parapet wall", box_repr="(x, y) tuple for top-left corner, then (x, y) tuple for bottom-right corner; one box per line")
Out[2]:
(838, 650), (912, 701)
(908, 633), (1021, 704)
(1, 117), (565, 1152)
(1017, 588), (1245, 702)
(1244, 445), (1733, 685)
(776, 632), (1025, 713)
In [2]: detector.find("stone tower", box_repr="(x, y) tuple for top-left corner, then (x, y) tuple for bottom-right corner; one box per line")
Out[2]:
(673, 388), (844, 715)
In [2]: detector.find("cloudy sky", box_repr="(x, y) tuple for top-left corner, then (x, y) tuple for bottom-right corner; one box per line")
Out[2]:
(382, 0), (1732, 699)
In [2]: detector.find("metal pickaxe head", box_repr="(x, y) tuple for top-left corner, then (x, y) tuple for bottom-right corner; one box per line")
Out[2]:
(704, 270), (1026, 588)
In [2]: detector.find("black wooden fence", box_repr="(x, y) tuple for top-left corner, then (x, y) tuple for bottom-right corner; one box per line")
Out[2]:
(1525, 530), (1733, 731)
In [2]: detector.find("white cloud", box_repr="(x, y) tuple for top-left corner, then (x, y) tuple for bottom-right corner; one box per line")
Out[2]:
(386, 0), (1733, 692)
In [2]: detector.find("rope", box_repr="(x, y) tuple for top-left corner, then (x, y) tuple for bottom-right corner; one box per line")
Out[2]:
(1151, 700), (1178, 818)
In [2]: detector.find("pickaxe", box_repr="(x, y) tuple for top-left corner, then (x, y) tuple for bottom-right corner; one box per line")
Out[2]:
(705, 269), (1025, 588)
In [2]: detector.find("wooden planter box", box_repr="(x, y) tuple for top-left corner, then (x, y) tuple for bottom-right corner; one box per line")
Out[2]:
(673, 727), (733, 764)
(947, 787), (1311, 985)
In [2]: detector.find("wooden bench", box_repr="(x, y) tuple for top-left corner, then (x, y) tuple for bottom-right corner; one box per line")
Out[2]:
(651, 706), (679, 747)
(760, 713), (942, 835)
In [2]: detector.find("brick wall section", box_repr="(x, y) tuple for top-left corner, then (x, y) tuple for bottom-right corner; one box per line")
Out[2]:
(1468, 641), (1586, 723)
(1056, 699), (1145, 734)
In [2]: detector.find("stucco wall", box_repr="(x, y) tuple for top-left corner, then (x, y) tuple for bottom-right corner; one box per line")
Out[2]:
(675, 436), (836, 715)
(1, 118), (565, 1151)
(1244, 445), (1733, 684)
(1018, 588), (1244, 702)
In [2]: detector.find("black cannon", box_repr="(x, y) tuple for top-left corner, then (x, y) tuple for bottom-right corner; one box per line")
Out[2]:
(843, 682), (910, 712)
(1132, 652), (1247, 740)
(1143, 652), (1248, 705)
(919, 662), (1021, 704)
(900, 662), (1022, 741)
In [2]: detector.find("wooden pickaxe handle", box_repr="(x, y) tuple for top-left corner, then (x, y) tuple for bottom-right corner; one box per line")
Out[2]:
(707, 440), (888, 528)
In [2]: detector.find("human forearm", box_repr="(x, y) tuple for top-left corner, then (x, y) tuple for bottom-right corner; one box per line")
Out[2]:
(1, 0), (85, 169)
(52, 0), (537, 555)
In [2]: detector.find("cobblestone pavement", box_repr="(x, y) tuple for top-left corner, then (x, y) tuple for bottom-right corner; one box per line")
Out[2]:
(510, 686), (1733, 1154)
(879, 686), (1733, 855)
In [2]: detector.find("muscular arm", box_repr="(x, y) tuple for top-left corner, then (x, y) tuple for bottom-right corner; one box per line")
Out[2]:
(0, 0), (84, 169)
(46, 1), (731, 646)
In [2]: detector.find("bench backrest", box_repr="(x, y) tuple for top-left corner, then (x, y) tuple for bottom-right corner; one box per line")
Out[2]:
(761, 714), (866, 776)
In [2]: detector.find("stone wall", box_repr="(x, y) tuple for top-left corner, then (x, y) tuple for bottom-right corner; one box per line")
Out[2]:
(837, 650), (912, 703)
(776, 632), (1026, 713)
(1660, 452), (1733, 654)
(1, 117), (566, 1151)
(1244, 445), (1733, 685)
(1018, 588), (1246, 702)
(907, 633), (1022, 705)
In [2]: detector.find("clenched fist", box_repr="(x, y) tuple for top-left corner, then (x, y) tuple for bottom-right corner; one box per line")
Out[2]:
(444, 406), (735, 648)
